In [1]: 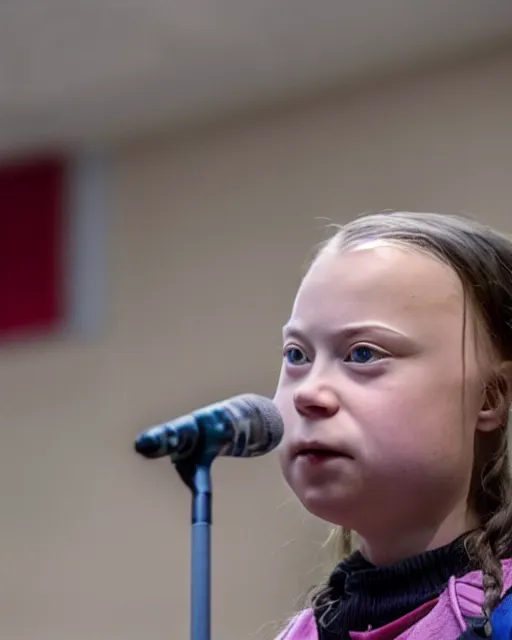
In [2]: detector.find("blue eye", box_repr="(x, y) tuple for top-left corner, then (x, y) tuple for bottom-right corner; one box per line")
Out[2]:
(284, 346), (310, 366)
(345, 345), (383, 364)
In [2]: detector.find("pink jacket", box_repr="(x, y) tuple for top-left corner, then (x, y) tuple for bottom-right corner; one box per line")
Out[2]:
(276, 559), (512, 639)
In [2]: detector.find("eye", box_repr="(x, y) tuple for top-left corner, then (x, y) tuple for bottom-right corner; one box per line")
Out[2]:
(345, 344), (386, 364)
(283, 346), (311, 366)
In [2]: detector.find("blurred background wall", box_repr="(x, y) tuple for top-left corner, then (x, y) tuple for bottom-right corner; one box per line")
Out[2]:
(1, 3), (512, 639)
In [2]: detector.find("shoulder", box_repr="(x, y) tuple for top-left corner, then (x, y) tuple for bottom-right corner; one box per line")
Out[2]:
(450, 559), (512, 627)
(274, 609), (318, 640)
(404, 559), (512, 639)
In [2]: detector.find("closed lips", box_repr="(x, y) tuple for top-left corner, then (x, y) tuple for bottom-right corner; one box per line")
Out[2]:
(294, 443), (352, 458)
(301, 448), (338, 456)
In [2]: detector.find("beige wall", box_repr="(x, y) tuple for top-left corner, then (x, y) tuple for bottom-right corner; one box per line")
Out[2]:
(1, 47), (512, 640)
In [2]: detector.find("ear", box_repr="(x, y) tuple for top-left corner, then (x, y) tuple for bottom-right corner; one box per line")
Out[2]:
(477, 361), (512, 433)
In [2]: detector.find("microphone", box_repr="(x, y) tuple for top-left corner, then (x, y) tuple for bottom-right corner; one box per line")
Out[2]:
(134, 393), (283, 462)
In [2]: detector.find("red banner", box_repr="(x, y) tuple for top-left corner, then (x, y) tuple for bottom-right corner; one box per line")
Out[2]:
(0, 156), (66, 339)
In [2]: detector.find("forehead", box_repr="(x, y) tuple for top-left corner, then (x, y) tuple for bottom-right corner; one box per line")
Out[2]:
(291, 243), (466, 336)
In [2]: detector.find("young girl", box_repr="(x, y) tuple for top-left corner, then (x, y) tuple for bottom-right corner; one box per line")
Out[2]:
(273, 211), (512, 639)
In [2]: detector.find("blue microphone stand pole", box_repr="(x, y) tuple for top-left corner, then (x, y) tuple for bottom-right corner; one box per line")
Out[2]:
(176, 458), (213, 640)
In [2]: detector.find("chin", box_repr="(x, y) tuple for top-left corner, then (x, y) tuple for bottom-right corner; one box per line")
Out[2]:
(295, 485), (359, 527)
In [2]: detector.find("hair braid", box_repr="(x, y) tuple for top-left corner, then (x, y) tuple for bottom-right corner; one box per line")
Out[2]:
(466, 424), (512, 617)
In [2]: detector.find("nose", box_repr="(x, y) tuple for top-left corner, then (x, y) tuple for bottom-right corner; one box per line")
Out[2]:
(293, 381), (340, 420)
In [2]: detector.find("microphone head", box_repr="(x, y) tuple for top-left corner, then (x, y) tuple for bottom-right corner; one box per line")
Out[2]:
(231, 393), (284, 457)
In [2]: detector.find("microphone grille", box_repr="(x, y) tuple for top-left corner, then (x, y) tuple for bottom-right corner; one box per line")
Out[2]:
(234, 393), (284, 455)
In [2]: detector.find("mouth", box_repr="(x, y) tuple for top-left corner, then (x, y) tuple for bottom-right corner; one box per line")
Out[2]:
(293, 442), (353, 460)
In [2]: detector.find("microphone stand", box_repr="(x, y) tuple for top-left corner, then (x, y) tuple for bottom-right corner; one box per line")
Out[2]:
(176, 457), (213, 640)
(135, 402), (276, 640)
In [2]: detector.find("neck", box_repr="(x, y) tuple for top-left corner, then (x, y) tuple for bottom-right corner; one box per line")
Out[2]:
(356, 504), (479, 566)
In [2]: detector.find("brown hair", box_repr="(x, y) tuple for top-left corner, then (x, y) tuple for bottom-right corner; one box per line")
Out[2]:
(312, 211), (512, 622)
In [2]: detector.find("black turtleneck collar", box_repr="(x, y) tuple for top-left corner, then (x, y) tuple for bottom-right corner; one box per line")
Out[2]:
(314, 534), (475, 639)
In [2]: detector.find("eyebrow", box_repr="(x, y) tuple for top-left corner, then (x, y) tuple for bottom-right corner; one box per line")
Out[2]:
(282, 322), (409, 341)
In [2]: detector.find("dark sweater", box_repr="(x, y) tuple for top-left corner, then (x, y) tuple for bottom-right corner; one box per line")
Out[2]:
(314, 535), (474, 639)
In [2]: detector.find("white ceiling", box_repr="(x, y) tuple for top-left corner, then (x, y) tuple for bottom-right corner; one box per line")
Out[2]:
(1, 0), (512, 153)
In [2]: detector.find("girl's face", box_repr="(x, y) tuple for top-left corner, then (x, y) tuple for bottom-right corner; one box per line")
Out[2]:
(274, 242), (493, 561)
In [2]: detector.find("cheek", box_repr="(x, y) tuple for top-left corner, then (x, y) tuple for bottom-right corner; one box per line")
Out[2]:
(359, 373), (474, 480)
(273, 381), (297, 479)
